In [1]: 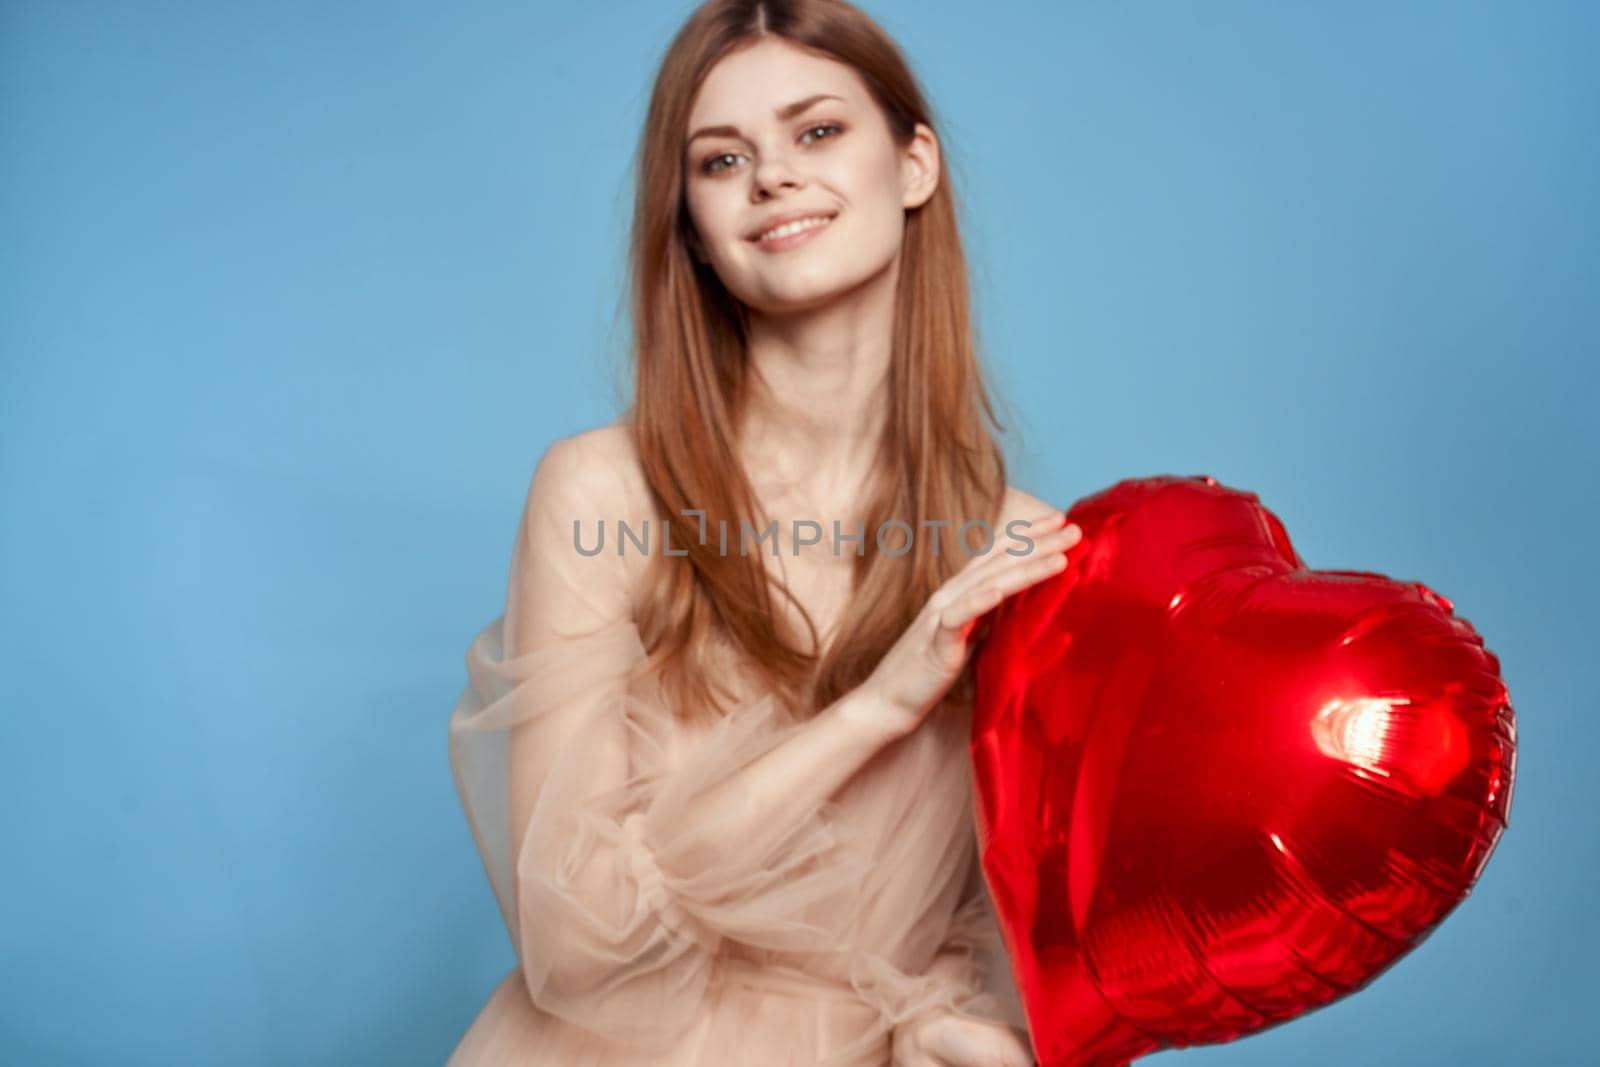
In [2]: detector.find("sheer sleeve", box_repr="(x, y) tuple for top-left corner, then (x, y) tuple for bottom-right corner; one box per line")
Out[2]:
(923, 850), (1002, 1001)
(447, 435), (869, 1052)
(881, 847), (1030, 1036)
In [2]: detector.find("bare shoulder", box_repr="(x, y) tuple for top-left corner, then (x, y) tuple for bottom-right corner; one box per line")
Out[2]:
(541, 420), (654, 598)
(999, 483), (1056, 532)
(530, 421), (639, 508)
(566, 419), (652, 516)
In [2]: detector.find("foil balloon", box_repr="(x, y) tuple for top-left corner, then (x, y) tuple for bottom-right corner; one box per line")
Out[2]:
(970, 475), (1515, 1066)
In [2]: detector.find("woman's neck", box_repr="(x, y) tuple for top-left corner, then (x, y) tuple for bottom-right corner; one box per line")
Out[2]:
(737, 328), (891, 523)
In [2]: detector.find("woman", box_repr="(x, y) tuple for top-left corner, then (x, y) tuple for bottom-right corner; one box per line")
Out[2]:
(447, 2), (1082, 1064)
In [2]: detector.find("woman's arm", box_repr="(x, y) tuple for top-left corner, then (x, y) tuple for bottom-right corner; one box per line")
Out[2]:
(496, 433), (907, 1046)
(494, 434), (1067, 1049)
(660, 677), (906, 861)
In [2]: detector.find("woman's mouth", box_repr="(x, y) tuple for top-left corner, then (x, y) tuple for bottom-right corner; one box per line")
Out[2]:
(751, 212), (836, 252)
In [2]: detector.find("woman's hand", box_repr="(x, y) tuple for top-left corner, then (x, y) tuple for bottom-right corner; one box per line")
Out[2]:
(864, 507), (1081, 738)
(893, 1008), (1037, 1067)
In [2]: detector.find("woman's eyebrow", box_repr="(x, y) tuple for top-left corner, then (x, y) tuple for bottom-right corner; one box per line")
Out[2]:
(687, 93), (845, 144)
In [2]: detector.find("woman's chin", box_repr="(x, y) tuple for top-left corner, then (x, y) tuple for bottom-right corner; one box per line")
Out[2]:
(738, 264), (895, 316)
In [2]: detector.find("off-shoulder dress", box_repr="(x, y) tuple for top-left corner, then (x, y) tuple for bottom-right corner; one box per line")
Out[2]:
(446, 429), (1028, 1066)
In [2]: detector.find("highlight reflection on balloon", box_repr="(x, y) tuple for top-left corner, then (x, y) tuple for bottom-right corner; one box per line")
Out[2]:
(971, 475), (1515, 1067)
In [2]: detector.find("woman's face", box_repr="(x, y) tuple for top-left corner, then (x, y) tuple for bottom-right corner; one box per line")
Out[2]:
(681, 37), (939, 315)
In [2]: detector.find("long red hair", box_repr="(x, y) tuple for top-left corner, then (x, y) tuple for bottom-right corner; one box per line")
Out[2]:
(622, 0), (1015, 725)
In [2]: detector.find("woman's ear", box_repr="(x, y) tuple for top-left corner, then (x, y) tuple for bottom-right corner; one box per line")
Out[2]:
(687, 229), (709, 264)
(900, 122), (941, 210)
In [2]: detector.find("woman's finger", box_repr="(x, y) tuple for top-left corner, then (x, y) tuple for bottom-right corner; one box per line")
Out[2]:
(943, 512), (1076, 602)
(920, 1014), (1035, 1067)
(952, 508), (1062, 575)
(938, 539), (1072, 633)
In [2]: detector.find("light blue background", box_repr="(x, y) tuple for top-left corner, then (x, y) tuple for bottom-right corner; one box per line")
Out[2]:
(3, 1), (1594, 1063)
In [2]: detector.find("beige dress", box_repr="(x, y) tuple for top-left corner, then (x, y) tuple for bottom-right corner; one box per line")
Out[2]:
(446, 431), (1028, 1066)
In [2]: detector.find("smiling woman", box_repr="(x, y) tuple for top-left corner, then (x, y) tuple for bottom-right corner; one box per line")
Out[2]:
(445, 2), (1057, 1065)
(676, 44), (943, 320)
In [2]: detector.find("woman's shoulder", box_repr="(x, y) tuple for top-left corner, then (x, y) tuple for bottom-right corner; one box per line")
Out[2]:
(541, 418), (649, 511)
(998, 483), (1054, 531)
(539, 419), (654, 603)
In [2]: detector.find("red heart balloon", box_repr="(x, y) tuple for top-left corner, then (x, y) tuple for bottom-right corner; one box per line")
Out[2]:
(971, 475), (1516, 1066)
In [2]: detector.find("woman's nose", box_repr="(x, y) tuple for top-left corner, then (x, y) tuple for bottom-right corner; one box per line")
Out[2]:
(750, 151), (804, 197)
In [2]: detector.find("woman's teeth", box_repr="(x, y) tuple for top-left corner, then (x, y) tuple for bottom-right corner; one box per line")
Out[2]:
(758, 215), (832, 241)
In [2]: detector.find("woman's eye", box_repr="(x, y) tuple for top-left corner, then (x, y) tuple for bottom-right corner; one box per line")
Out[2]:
(800, 122), (843, 145)
(701, 152), (741, 175)
(697, 124), (843, 176)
